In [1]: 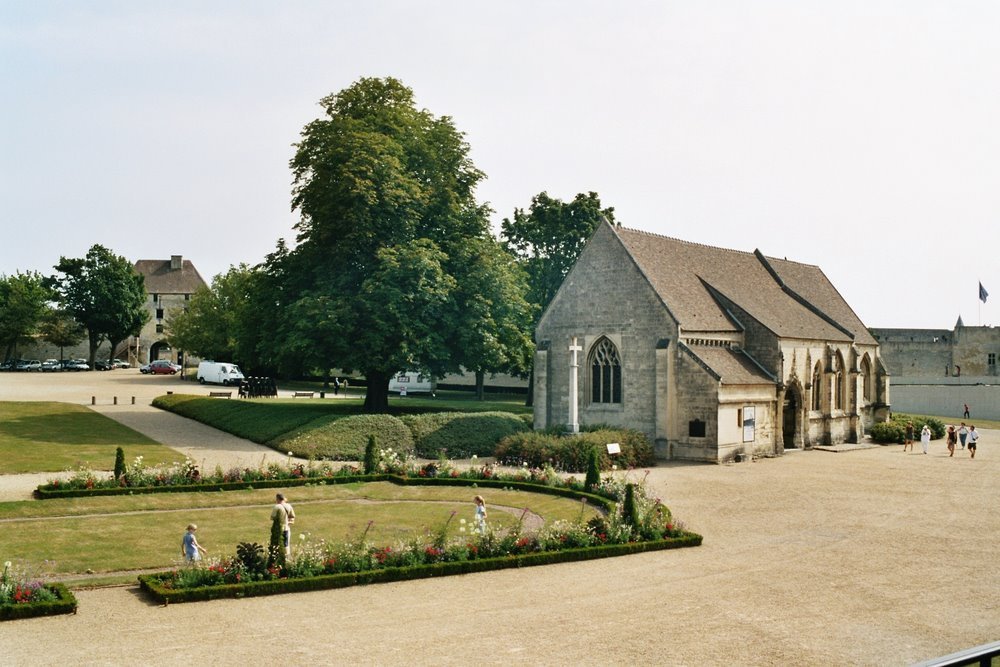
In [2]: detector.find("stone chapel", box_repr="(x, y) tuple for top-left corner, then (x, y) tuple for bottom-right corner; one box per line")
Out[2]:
(533, 220), (890, 462)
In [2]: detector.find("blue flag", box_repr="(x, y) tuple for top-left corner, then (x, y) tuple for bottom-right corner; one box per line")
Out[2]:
(979, 282), (989, 303)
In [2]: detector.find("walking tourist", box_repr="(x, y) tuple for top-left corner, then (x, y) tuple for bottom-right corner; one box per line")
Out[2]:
(946, 425), (957, 457)
(920, 424), (931, 455)
(181, 524), (207, 563)
(968, 426), (979, 459)
(904, 422), (915, 452)
(473, 495), (487, 535)
(964, 403), (971, 418)
(271, 493), (296, 555)
(959, 423), (969, 449)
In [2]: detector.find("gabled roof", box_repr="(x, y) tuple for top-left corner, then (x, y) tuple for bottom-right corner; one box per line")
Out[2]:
(684, 345), (778, 385)
(133, 259), (207, 294)
(612, 224), (875, 345)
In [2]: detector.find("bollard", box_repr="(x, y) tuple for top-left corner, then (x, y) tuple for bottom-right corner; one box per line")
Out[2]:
(320, 391), (325, 399)
(131, 396), (136, 405)
(91, 396), (95, 405)
(113, 396), (118, 405)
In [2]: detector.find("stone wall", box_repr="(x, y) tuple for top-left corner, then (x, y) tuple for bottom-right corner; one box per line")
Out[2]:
(535, 223), (677, 439)
(888, 384), (1000, 422)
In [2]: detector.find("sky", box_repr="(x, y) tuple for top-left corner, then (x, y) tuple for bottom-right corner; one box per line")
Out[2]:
(2, 1), (999, 330)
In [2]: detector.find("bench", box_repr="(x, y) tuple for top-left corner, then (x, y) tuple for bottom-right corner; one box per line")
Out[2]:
(292, 391), (315, 398)
(208, 391), (232, 399)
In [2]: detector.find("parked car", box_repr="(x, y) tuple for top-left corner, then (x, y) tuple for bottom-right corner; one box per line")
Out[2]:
(40, 359), (62, 372)
(197, 361), (245, 386)
(142, 360), (182, 375)
(112, 359), (130, 369)
(94, 360), (113, 371)
(0, 360), (16, 371)
(63, 359), (90, 371)
(17, 359), (42, 372)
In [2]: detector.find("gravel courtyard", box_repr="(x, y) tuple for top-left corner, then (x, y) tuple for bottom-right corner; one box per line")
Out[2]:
(0, 372), (997, 665)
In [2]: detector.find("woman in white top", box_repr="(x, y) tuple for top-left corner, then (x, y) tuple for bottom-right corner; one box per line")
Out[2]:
(920, 425), (931, 454)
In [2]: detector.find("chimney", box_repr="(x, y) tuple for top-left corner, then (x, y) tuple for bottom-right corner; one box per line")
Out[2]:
(170, 255), (182, 270)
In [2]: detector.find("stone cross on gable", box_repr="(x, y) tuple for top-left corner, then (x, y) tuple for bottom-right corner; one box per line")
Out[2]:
(568, 337), (582, 434)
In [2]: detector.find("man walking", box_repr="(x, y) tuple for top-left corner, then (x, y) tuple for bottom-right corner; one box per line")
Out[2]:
(968, 426), (979, 459)
(271, 493), (296, 556)
(964, 403), (971, 419)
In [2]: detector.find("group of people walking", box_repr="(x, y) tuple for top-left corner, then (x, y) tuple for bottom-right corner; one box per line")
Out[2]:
(903, 421), (979, 458)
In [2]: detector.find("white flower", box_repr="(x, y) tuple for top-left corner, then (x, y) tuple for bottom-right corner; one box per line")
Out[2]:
(287, 451), (293, 457)
(612, 464), (618, 471)
(299, 533), (306, 540)
(3, 561), (10, 569)
(459, 526), (466, 533)
(459, 518), (466, 524)
(471, 455), (478, 460)
(522, 461), (528, 467)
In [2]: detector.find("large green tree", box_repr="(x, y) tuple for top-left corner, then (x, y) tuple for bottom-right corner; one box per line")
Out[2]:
(50, 245), (149, 367)
(0, 272), (51, 360)
(38, 309), (86, 361)
(501, 191), (616, 404)
(287, 77), (529, 411)
(168, 264), (260, 365)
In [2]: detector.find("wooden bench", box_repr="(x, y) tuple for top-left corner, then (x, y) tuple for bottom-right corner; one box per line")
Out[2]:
(292, 391), (315, 398)
(208, 391), (232, 399)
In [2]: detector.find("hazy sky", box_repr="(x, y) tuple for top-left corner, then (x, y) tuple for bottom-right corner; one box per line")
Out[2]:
(3, 1), (999, 329)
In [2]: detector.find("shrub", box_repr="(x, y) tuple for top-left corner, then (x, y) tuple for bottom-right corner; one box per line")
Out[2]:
(113, 446), (126, 481)
(275, 414), (414, 460)
(495, 428), (655, 472)
(363, 435), (377, 474)
(403, 411), (529, 458)
(869, 421), (904, 444)
(872, 413), (946, 444)
(585, 447), (601, 491)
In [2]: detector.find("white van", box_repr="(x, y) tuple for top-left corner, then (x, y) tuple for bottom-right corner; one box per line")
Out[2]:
(197, 361), (245, 386)
(387, 370), (434, 394)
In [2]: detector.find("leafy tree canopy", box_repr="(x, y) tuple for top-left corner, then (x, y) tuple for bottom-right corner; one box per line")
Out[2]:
(0, 271), (51, 360)
(49, 245), (149, 366)
(285, 77), (530, 411)
(501, 191), (615, 314)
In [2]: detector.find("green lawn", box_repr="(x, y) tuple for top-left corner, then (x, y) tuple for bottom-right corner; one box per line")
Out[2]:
(153, 390), (532, 445)
(0, 402), (181, 474)
(0, 482), (598, 575)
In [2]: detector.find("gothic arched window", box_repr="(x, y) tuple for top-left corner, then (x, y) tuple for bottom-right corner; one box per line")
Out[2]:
(834, 352), (845, 410)
(590, 337), (622, 404)
(811, 362), (823, 411)
(860, 355), (872, 403)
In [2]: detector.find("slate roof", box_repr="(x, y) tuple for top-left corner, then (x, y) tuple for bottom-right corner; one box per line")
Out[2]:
(684, 345), (777, 385)
(613, 225), (873, 345)
(133, 259), (207, 294)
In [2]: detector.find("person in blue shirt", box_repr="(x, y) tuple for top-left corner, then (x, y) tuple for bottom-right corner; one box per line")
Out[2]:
(181, 524), (207, 563)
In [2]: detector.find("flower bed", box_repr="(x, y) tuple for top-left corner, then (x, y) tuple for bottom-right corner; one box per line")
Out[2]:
(0, 562), (77, 621)
(138, 533), (702, 604)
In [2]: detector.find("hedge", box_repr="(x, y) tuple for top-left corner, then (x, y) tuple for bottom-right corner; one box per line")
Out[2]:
(35, 473), (616, 508)
(274, 414), (415, 460)
(138, 533), (702, 604)
(402, 411), (530, 458)
(495, 428), (656, 472)
(0, 584), (77, 621)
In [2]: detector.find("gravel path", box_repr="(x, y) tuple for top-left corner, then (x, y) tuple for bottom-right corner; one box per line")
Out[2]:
(1, 374), (998, 664)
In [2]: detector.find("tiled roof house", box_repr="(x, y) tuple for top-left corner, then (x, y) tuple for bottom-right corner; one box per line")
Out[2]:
(534, 221), (890, 462)
(128, 256), (207, 364)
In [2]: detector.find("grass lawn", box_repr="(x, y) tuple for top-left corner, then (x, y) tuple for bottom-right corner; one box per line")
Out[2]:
(0, 482), (599, 575)
(0, 402), (182, 474)
(154, 390), (532, 445)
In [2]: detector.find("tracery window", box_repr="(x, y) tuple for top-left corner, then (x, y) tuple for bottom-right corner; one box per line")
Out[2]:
(811, 362), (823, 411)
(860, 356), (872, 402)
(590, 337), (622, 404)
(834, 353), (845, 410)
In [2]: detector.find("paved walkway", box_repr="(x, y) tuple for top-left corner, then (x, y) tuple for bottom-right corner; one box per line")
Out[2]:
(0, 373), (997, 664)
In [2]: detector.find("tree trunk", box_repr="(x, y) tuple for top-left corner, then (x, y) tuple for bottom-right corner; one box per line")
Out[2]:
(363, 369), (391, 413)
(87, 331), (101, 368)
(475, 370), (485, 401)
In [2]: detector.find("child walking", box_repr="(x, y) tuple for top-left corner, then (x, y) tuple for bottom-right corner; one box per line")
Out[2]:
(181, 523), (207, 563)
(473, 495), (487, 535)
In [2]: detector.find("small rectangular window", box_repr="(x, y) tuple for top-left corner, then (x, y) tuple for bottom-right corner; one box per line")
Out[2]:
(688, 419), (706, 438)
(155, 324), (164, 334)
(156, 308), (164, 320)
(989, 353), (996, 366)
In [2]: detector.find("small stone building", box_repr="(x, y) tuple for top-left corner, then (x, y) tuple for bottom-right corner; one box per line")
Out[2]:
(127, 255), (207, 365)
(533, 221), (890, 462)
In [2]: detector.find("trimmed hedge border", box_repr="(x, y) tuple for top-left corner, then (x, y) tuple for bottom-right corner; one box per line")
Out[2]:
(0, 584), (77, 621)
(34, 474), (616, 511)
(138, 533), (703, 604)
